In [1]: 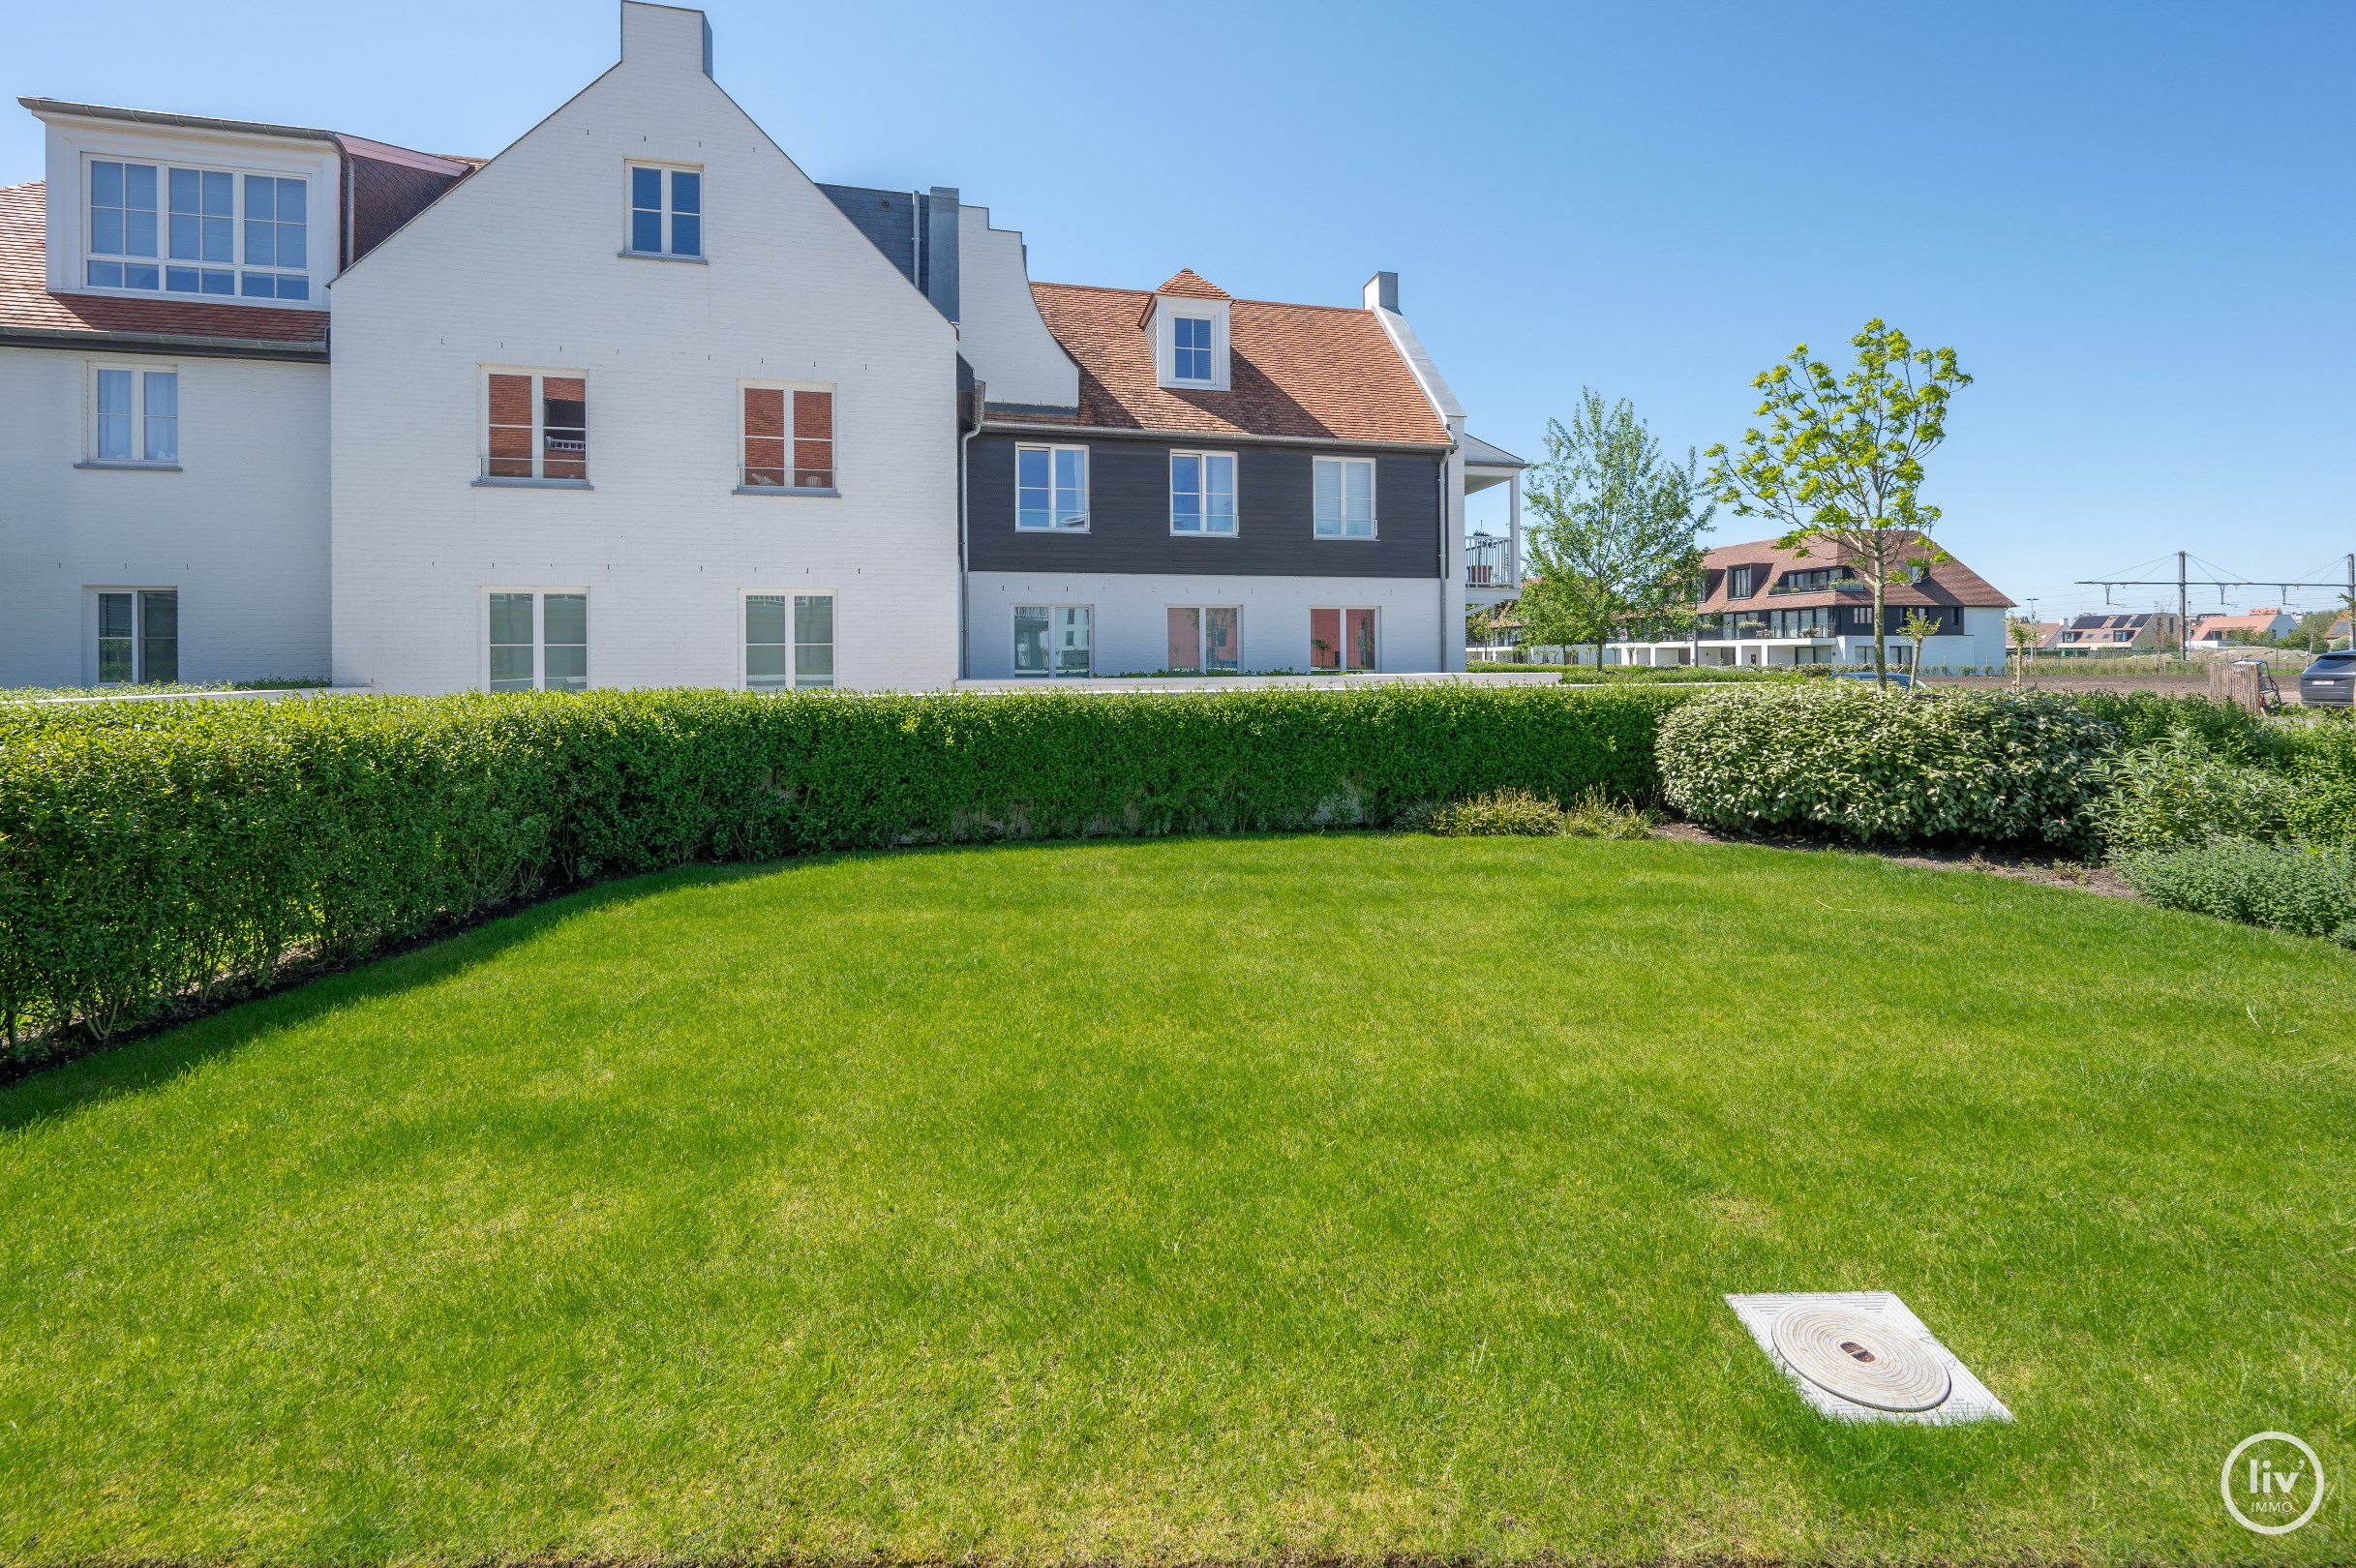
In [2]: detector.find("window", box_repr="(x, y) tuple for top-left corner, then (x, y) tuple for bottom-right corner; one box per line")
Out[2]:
(1170, 451), (1237, 534)
(1173, 316), (1213, 382)
(96, 589), (177, 684)
(1015, 444), (1088, 530)
(1165, 606), (1240, 672)
(628, 164), (702, 256)
(91, 366), (178, 465)
(746, 593), (835, 690)
(85, 160), (306, 298)
(487, 591), (588, 692)
(1014, 605), (1091, 678)
(1850, 605), (1872, 628)
(1313, 458), (1375, 539)
(1727, 566), (1756, 599)
(1309, 607), (1376, 672)
(485, 372), (588, 481)
(740, 386), (834, 491)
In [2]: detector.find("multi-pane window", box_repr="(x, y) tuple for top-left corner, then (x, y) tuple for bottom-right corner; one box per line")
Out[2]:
(86, 160), (306, 298)
(487, 591), (589, 692)
(1309, 607), (1377, 672)
(1015, 444), (1088, 529)
(740, 386), (834, 491)
(1313, 458), (1375, 539)
(1013, 605), (1091, 678)
(93, 367), (178, 464)
(628, 165), (702, 256)
(1727, 565), (1757, 599)
(96, 589), (177, 684)
(1165, 606), (1240, 673)
(1170, 451), (1236, 534)
(1173, 316), (1213, 382)
(485, 372), (588, 481)
(746, 593), (836, 690)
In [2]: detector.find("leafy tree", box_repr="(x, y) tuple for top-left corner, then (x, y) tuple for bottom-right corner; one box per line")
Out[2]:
(1522, 390), (1713, 667)
(2007, 617), (2041, 687)
(1706, 319), (1971, 688)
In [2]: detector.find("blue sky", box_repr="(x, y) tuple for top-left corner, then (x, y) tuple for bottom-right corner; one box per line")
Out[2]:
(9, 0), (2350, 623)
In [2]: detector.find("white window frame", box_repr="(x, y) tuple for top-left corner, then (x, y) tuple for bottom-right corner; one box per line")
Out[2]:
(1164, 605), (1242, 673)
(742, 588), (838, 691)
(481, 588), (590, 693)
(736, 380), (838, 495)
(1168, 449), (1239, 535)
(1014, 443), (1090, 531)
(82, 361), (180, 468)
(79, 153), (314, 304)
(91, 587), (179, 685)
(1312, 457), (1378, 540)
(1170, 314), (1216, 385)
(623, 160), (705, 259)
(1012, 603), (1094, 678)
(479, 367), (589, 485)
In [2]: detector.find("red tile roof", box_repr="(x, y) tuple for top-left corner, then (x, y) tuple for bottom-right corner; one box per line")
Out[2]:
(1153, 268), (1229, 300)
(0, 181), (329, 351)
(1701, 533), (2012, 611)
(1015, 281), (1449, 446)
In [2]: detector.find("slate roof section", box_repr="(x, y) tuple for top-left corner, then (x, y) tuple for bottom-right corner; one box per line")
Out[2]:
(0, 181), (329, 352)
(1013, 281), (1451, 446)
(1701, 534), (2012, 612)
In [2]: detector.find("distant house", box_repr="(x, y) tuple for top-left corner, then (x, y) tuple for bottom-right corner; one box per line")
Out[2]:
(1606, 534), (2013, 670)
(2190, 608), (2294, 646)
(2051, 612), (2183, 653)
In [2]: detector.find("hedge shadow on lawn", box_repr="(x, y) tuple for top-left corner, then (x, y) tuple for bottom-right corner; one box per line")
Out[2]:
(0, 866), (735, 1134)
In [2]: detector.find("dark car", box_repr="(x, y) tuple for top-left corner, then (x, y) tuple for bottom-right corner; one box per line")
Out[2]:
(1833, 669), (1919, 690)
(2300, 650), (2356, 708)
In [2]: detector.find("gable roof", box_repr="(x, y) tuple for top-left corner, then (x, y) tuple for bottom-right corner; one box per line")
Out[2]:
(1699, 534), (2012, 612)
(1009, 282), (1449, 446)
(1153, 268), (1229, 300)
(0, 182), (329, 354)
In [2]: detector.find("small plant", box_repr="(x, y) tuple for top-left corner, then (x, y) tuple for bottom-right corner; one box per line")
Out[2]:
(1559, 786), (1655, 839)
(1423, 788), (1565, 837)
(2117, 838), (2356, 948)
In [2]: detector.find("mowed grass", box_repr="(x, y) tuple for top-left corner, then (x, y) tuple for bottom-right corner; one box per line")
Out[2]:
(2, 835), (2351, 1565)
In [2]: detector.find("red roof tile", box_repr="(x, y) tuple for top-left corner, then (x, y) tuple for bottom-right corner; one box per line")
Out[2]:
(1017, 281), (1448, 446)
(1153, 268), (1229, 300)
(0, 181), (329, 350)
(1702, 533), (2012, 611)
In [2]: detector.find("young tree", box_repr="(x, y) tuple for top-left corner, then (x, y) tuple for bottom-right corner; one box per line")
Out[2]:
(1898, 609), (1943, 694)
(1705, 319), (1972, 688)
(2007, 617), (2041, 687)
(1522, 390), (1713, 668)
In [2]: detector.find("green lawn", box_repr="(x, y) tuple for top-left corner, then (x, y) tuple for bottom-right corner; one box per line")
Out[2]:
(2, 835), (2350, 1564)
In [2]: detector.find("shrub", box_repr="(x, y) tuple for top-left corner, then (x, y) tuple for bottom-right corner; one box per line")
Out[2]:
(2117, 839), (2356, 948)
(0, 683), (1686, 1050)
(1422, 788), (1564, 837)
(1656, 687), (2119, 847)
(1559, 786), (1655, 840)
(2063, 690), (2279, 763)
(2277, 717), (2356, 845)
(2089, 729), (2299, 856)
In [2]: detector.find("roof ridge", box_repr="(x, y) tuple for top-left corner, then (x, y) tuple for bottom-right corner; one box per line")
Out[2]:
(1035, 280), (1374, 317)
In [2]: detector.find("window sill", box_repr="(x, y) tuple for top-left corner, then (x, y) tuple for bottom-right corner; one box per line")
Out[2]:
(1314, 533), (1381, 542)
(472, 476), (594, 490)
(618, 249), (709, 265)
(1169, 530), (1239, 538)
(733, 485), (840, 498)
(1013, 526), (1092, 534)
(75, 460), (182, 472)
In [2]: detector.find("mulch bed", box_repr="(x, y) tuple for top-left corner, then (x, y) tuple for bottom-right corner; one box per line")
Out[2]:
(1649, 820), (2135, 897)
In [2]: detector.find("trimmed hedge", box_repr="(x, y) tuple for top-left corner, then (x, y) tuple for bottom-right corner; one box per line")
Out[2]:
(1656, 687), (2121, 847)
(0, 684), (1684, 1047)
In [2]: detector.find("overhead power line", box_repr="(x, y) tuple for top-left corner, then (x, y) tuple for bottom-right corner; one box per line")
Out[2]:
(2075, 551), (2356, 662)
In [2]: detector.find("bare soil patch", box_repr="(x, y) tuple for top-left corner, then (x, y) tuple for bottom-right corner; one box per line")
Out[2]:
(1650, 819), (2135, 896)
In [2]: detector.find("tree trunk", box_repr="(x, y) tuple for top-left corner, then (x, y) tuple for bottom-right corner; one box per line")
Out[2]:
(1872, 575), (1888, 689)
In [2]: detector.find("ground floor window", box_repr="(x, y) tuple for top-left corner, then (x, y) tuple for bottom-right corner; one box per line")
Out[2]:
(487, 590), (588, 692)
(1309, 607), (1375, 671)
(1014, 605), (1091, 677)
(96, 588), (176, 683)
(1165, 606), (1239, 672)
(747, 592), (835, 690)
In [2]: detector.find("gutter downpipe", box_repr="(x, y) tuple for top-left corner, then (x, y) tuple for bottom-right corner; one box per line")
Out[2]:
(958, 377), (985, 682)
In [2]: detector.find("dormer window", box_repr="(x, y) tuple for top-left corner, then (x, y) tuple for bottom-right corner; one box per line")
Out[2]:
(1173, 317), (1213, 383)
(84, 158), (308, 300)
(1727, 565), (1757, 599)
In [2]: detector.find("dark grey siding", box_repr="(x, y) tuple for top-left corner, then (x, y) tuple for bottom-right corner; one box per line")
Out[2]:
(818, 184), (915, 284)
(968, 435), (1443, 577)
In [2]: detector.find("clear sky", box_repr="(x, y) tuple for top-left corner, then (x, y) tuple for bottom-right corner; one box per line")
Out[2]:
(8, 0), (2350, 624)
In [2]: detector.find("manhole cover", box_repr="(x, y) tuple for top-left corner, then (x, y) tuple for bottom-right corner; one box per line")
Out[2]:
(1770, 1305), (1952, 1411)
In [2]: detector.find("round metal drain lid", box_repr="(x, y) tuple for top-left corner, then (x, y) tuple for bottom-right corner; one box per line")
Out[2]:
(1770, 1306), (1951, 1412)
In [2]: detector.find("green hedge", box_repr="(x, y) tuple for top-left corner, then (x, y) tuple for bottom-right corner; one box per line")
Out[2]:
(1656, 687), (2121, 847)
(2117, 839), (2356, 947)
(0, 684), (1684, 1048)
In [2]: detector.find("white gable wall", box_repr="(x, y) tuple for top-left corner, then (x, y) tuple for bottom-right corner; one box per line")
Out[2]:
(329, 2), (961, 693)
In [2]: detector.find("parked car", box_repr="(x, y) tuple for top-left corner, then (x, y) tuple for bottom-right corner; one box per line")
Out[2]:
(2299, 650), (2356, 708)
(1834, 670), (1920, 690)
